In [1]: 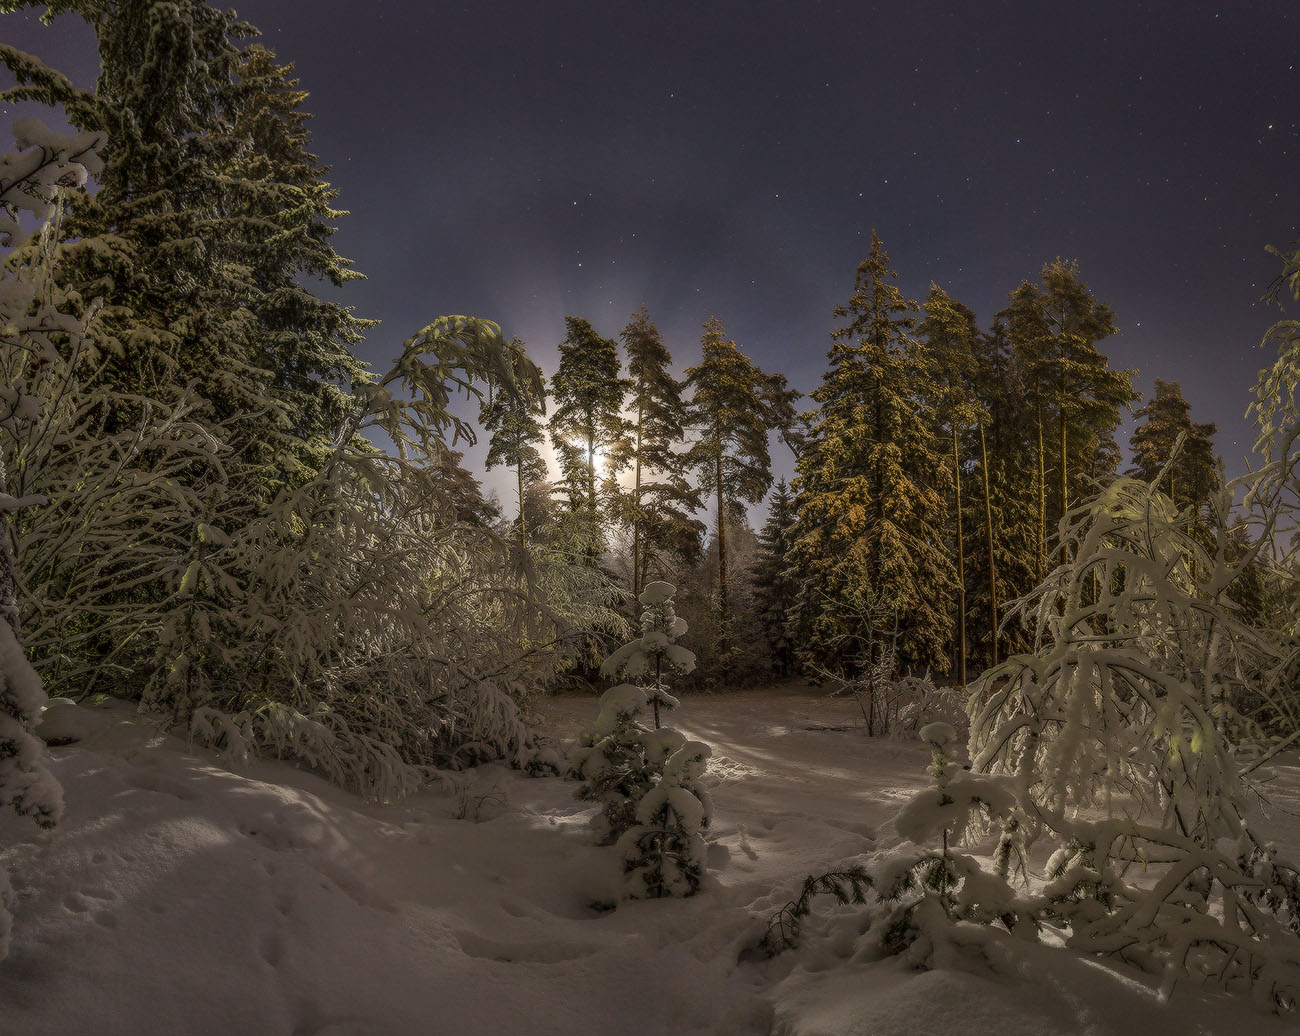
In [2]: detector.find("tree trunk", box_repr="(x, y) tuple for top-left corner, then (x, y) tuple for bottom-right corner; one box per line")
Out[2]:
(1036, 405), (1046, 584)
(979, 421), (998, 667)
(951, 426), (966, 686)
(716, 446), (728, 656)
(1058, 401), (1069, 565)
(516, 458), (526, 550)
(633, 400), (643, 595)
(586, 427), (597, 560)
(1058, 406), (1068, 521)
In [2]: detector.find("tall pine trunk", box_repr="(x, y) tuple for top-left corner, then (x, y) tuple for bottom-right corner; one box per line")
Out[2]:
(1035, 405), (1046, 584)
(979, 421), (998, 667)
(1058, 398), (1069, 564)
(715, 444), (728, 656)
(586, 428), (598, 559)
(951, 426), (966, 686)
(1059, 405), (1068, 520)
(632, 400), (643, 594)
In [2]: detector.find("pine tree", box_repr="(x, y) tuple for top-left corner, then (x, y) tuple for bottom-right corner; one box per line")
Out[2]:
(548, 316), (630, 560)
(619, 738), (713, 899)
(480, 338), (548, 547)
(4, 1), (257, 409)
(616, 305), (701, 591)
(918, 285), (984, 684)
(750, 480), (798, 678)
(1127, 379), (1220, 512)
(789, 232), (956, 675)
(966, 318), (1039, 664)
(999, 260), (1136, 571)
(683, 317), (785, 654)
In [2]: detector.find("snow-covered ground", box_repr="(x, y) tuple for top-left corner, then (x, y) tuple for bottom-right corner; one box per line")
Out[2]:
(2, 686), (1297, 1036)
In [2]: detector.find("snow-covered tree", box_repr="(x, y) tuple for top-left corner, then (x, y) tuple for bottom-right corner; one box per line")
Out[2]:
(573, 582), (711, 898)
(757, 721), (1016, 962)
(572, 581), (696, 842)
(789, 233), (956, 676)
(872, 721), (1019, 965)
(965, 463), (1300, 1008)
(175, 319), (571, 797)
(570, 684), (657, 845)
(0, 118), (104, 958)
(619, 739), (713, 899)
(600, 580), (695, 728)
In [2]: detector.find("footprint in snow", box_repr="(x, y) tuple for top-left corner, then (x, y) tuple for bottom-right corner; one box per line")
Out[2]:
(500, 897), (549, 922)
(121, 770), (196, 801)
(62, 892), (90, 913)
(453, 930), (600, 965)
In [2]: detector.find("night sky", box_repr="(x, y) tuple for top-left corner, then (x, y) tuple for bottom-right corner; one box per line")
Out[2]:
(3, 1), (1296, 508)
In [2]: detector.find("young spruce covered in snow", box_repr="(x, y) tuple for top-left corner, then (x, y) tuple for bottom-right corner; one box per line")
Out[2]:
(572, 582), (712, 897)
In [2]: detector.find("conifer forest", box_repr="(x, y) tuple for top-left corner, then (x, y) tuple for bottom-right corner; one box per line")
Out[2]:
(0, 2), (1298, 1033)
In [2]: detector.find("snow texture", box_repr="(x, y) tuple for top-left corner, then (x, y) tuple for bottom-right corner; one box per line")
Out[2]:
(0, 688), (1292, 1035)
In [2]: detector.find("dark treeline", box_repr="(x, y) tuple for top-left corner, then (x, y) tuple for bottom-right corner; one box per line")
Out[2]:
(499, 233), (1245, 690)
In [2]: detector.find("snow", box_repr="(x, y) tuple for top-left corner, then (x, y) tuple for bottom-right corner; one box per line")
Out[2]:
(639, 581), (675, 606)
(1, 686), (1295, 1035)
(917, 721), (956, 749)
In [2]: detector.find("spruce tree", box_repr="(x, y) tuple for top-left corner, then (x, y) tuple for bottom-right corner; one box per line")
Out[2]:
(683, 318), (783, 654)
(480, 338), (548, 547)
(1127, 379), (1220, 512)
(5, 1), (258, 412)
(750, 480), (798, 678)
(0, 1), (377, 695)
(228, 43), (372, 465)
(2, 6), (372, 471)
(548, 316), (630, 560)
(617, 305), (701, 592)
(789, 232), (956, 675)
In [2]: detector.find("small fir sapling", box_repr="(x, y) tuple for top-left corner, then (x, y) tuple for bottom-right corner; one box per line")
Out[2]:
(881, 721), (1021, 958)
(570, 683), (656, 844)
(572, 581), (696, 843)
(573, 582), (713, 897)
(754, 721), (1020, 964)
(754, 865), (874, 958)
(600, 580), (694, 728)
(619, 738), (713, 899)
